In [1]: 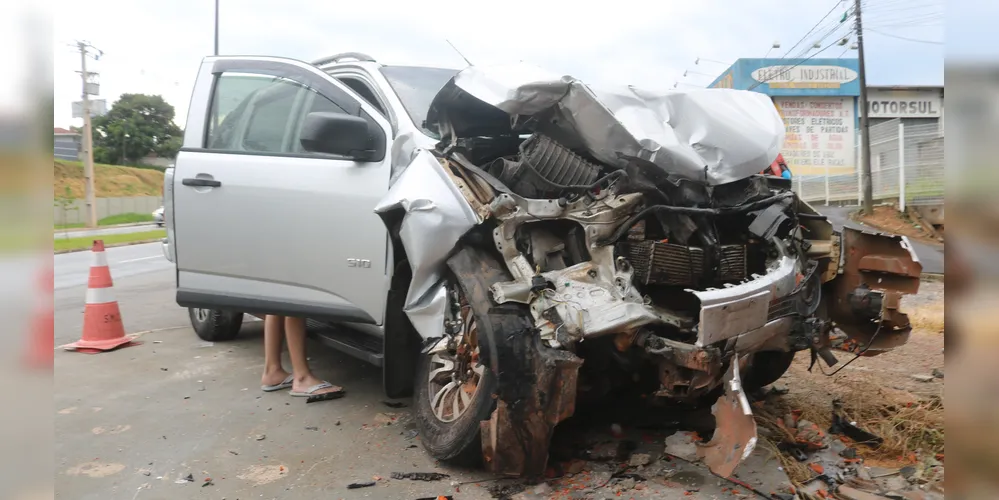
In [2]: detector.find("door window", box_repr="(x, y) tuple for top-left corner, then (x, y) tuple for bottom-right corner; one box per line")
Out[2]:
(207, 72), (352, 155)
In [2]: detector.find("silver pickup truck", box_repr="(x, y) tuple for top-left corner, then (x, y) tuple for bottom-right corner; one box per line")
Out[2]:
(163, 52), (922, 477)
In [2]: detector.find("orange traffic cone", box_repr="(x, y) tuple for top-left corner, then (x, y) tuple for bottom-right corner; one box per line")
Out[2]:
(25, 264), (54, 367)
(63, 240), (136, 353)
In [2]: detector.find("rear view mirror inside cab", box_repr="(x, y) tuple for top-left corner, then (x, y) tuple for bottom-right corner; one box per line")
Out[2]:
(299, 112), (373, 160)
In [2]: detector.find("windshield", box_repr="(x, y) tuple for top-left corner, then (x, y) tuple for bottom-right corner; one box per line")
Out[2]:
(379, 66), (458, 138)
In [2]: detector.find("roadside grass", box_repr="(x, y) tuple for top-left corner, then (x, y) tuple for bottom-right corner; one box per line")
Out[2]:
(54, 229), (166, 253)
(908, 301), (945, 333)
(756, 378), (944, 485)
(55, 212), (155, 230)
(54, 161), (164, 198)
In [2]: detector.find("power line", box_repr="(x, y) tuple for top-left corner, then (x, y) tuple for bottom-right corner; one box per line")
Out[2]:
(784, 20), (856, 63)
(866, 27), (943, 44)
(776, 0), (847, 61)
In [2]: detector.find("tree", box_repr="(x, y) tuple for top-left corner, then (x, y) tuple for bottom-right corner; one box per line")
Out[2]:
(92, 94), (183, 164)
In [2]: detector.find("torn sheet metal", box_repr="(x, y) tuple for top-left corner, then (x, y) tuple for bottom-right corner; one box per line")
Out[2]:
(374, 150), (481, 338)
(698, 357), (758, 478)
(827, 226), (922, 353)
(427, 63), (785, 185)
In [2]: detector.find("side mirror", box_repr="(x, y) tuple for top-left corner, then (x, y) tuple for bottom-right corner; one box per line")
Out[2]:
(299, 112), (372, 159)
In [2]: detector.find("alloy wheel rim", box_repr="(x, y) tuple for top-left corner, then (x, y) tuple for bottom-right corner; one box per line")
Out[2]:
(427, 295), (484, 423)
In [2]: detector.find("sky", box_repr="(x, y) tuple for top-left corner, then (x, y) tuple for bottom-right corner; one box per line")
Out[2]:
(52, 0), (945, 129)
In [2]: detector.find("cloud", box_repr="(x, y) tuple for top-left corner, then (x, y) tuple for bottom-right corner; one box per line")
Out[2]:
(53, 0), (943, 129)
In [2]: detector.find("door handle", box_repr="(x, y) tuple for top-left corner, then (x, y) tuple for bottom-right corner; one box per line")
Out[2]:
(182, 178), (222, 187)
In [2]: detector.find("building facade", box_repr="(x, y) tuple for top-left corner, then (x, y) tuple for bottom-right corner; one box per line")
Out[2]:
(708, 58), (944, 178)
(54, 127), (81, 161)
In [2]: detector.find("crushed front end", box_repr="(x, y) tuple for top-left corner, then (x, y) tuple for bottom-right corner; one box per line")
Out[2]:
(378, 64), (922, 478)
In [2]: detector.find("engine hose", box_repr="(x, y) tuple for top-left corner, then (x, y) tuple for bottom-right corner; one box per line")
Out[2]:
(517, 139), (630, 194)
(600, 191), (795, 245)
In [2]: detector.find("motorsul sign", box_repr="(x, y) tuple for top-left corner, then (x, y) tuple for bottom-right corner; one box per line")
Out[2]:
(751, 65), (858, 89)
(867, 89), (942, 118)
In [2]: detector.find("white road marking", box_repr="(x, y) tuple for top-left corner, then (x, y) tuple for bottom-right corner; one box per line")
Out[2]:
(116, 256), (161, 264)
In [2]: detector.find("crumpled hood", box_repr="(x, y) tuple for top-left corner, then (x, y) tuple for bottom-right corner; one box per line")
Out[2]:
(426, 63), (786, 185)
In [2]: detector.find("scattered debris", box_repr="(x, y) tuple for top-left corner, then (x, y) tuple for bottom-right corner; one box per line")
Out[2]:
(698, 360), (758, 478)
(196, 342), (215, 348)
(931, 368), (944, 379)
(228, 450), (238, 455)
(562, 459), (586, 474)
(836, 484), (889, 500)
(347, 481), (376, 489)
(414, 496), (453, 500)
(628, 453), (652, 467)
(202, 478), (214, 487)
(390, 472), (450, 481)
(160, 368), (168, 371)
(830, 400), (884, 448)
(383, 401), (407, 408)
(910, 374), (936, 383)
(769, 385), (790, 396)
(255, 434), (266, 441)
(374, 413), (396, 425)
(335, 420), (341, 426)
(305, 391), (345, 403)
(305, 426), (319, 431)
(664, 432), (700, 462)
(404, 428), (419, 440)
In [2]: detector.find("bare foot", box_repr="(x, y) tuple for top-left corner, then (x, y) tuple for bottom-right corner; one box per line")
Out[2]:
(261, 368), (292, 388)
(292, 373), (343, 395)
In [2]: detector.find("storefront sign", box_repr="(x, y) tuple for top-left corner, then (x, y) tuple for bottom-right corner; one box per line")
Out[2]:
(773, 96), (855, 175)
(751, 65), (858, 89)
(866, 89), (942, 118)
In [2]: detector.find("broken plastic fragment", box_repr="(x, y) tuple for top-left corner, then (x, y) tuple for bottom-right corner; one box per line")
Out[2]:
(697, 357), (758, 477)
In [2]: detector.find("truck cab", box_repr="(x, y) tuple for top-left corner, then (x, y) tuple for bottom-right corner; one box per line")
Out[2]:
(162, 53), (456, 393)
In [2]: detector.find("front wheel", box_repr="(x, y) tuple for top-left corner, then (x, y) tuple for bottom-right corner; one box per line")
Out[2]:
(742, 350), (796, 391)
(414, 281), (496, 464)
(188, 308), (243, 342)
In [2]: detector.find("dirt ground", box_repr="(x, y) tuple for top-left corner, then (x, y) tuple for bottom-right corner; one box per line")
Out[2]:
(852, 205), (944, 245)
(756, 279), (946, 488)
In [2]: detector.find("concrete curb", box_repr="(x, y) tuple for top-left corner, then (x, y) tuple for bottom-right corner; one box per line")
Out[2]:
(54, 238), (163, 255)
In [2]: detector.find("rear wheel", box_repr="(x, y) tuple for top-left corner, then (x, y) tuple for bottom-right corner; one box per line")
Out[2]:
(188, 308), (243, 342)
(414, 279), (496, 464)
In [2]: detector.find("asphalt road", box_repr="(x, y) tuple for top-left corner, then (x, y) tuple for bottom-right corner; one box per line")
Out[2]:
(816, 204), (945, 275)
(54, 223), (161, 239)
(53, 244), (773, 499)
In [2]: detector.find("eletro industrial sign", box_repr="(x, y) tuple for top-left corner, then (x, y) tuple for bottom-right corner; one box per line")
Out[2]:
(751, 65), (859, 89)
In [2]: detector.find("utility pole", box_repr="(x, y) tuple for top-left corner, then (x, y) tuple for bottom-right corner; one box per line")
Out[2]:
(855, 0), (874, 213)
(76, 41), (100, 228)
(214, 0), (219, 55)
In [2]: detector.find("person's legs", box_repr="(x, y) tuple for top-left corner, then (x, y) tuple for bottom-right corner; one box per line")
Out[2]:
(261, 315), (292, 388)
(284, 316), (343, 395)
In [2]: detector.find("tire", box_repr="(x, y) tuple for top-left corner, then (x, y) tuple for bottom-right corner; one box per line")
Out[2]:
(413, 274), (499, 465)
(188, 308), (243, 342)
(742, 350), (796, 391)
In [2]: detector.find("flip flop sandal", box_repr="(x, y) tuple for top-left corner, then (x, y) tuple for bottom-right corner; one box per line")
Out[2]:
(261, 374), (294, 392)
(290, 381), (345, 401)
